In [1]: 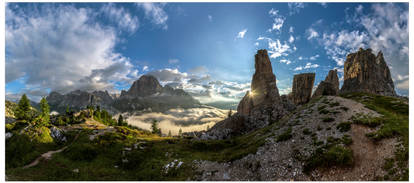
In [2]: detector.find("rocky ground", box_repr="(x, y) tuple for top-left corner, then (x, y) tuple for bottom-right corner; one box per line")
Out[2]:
(193, 95), (403, 181)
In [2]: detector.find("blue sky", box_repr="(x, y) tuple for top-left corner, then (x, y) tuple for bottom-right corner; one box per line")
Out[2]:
(5, 2), (409, 104)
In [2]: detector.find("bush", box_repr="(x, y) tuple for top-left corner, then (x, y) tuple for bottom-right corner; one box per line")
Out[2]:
(276, 128), (292, 142)
(304, 145), (353, 172)
(337, 122), (352, 132)
(322, 117), (335, 122)
(302, 128), (312, 135)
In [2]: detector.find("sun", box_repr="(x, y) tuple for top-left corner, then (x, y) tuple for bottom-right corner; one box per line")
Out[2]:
(249, 90), (255, 97)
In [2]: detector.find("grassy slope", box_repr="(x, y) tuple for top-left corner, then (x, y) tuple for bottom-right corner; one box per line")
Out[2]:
(341, 92), (408, 180)
(6, 92), (409, 180)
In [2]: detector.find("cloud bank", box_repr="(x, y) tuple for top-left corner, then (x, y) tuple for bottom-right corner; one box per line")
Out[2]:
(125, 106), (229, 135)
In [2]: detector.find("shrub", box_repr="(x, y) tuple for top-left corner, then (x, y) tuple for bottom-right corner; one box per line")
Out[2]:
(302, 128), (312, 135)
(322, 117), (335, 122)
(276, 128), (292, 142)
(337, 122), (352, 132)
(304, 145), (353, 172)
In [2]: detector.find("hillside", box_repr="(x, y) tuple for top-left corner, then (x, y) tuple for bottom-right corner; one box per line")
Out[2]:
(5, 93), (408, 181)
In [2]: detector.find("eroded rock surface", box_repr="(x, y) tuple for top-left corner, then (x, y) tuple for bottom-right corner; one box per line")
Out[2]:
(313, 70), (339, 97)
(290, 73), (315, 105)
(340, 48), (396, 96)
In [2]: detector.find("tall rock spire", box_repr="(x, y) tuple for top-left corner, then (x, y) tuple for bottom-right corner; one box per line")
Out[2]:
(237, 49), (280, 116)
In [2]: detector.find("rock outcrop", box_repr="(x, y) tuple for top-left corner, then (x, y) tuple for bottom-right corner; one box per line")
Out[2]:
(313, 69), (339, 97)
(340, 48), (396, 96)
(121, 75), (163, 98)
(113, 75), (200, 112)
(290, 73), (315, 105)
(47, 90), (115, 114)
(237, 49), (280, 116)
(206, 49), (292, 140)
(47, 75), (200, 114)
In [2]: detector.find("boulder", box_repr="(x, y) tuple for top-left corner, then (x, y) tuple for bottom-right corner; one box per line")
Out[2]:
(290, 73), (315, 105)
(50, 126), (67, 143)
(313, 69), (339, 97)
(340, 48), (396, 96)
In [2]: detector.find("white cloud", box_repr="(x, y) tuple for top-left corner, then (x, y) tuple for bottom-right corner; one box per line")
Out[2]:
(288, 35), (295, 43)
(267, 8), (285, 32)
(168, 58), (179, 64)
(319, 30), (368, 66)
(126, 106), (228, 135)
(280, 59), (292, 65)
(236, 29), (247, 39)
(142, 66), (149, 71)
(309, 54), (320, 60)
(6, 5), (138, 96)
(294, 62), (319, 71)
(257, 37), (292, 59)
(147, 68), (188, 82)
(396, 79), (409, 90)
(306, 28), (319, 40)
(254, 42), (259, 46)
(136, 3), (168, 30)
(289, 26), (294, 33)
(208, 15), (213, 22)
(288, 3), (305, 15)
(101, 3), (139, 33)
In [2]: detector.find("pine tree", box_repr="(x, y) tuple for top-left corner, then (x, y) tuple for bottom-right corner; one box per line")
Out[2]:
(168, 130), (172, 137)
(15, 94), (32, 121)
(39, 97), (50, 126)
(118, 115), (124, 126)
(151, 120), (159, 134)
(178, 128), (182, 137)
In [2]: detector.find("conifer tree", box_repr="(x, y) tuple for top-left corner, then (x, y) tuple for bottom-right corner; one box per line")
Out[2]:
(15, 94), (32, 121)
(39, 97), (50, 126)
(118, 115), (124, 126)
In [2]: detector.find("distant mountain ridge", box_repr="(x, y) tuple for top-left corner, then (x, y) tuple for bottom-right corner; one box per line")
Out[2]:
(46, 75), (201, 114)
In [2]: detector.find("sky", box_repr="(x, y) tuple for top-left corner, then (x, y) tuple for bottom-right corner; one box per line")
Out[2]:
(5, 2), (409, 105)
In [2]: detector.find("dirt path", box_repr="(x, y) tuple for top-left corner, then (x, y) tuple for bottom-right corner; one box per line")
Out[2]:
(23, 132), (81, 169)
(316, 124), (397, 180)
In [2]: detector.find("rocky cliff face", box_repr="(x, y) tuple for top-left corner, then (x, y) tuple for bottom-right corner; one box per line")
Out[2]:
(237, 49), (280, 116)
(313, 69), (339, 97)
(340, 48), (396, 96)
(47, 90), (115, 113)
(121, 75), (163, 98)
(290, 73), (315, 105)
(47, 75), (200, 114)
(113, 75), (200, 112)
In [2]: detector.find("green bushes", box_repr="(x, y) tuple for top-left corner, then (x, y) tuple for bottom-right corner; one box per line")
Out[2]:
(337, 122), (352, 132)
(304, 145), (353, 172)
(276, 127), (292, 142)
(302, 128), (312, 135)
(322, 117), (335, 122)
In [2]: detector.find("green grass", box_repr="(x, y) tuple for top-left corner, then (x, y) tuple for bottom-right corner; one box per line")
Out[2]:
(6, 122), (275, 181)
